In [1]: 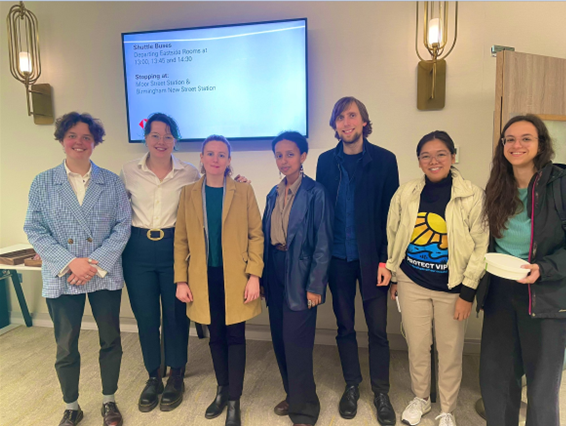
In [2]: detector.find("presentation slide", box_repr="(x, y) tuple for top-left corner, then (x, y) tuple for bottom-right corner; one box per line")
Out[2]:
(122, 19), (307, 142)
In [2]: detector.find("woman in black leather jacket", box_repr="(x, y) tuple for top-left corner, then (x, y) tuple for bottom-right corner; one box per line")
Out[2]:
(478, 114), (566, 426)
(261, 131), (333, 426)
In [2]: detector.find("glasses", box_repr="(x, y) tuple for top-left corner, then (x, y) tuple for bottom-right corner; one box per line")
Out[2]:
(148, 133), (175, 143)
(501, 136), (538, 146)
(418, 152), (450, 163)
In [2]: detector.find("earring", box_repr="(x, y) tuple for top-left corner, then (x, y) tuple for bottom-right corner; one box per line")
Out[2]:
(300, 164), (304, 176)
(279, 171), (282, 179)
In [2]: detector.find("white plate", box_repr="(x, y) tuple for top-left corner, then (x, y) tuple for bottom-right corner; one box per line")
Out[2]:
(485, 253), (530, 280)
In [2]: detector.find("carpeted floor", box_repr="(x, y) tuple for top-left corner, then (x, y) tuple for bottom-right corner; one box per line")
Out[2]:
(0, 326), (563, 426)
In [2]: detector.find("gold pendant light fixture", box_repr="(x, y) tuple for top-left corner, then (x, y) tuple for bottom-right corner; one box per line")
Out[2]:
(6, 1), (54, 124)
(415, 1), (458, 111)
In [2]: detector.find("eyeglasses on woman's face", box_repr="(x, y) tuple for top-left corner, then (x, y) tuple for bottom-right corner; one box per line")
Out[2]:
(418, 151), (450, 163)
(501, 136), (538, 146)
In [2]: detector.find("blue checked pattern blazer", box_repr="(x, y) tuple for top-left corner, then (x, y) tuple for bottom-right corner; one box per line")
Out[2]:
(24, 162), (132, 298)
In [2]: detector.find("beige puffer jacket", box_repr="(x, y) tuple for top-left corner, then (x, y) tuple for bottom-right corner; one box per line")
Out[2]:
(386, 168), (489, 291)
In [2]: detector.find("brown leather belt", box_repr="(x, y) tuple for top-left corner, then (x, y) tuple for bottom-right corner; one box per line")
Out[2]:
(273, 244), (288, 252)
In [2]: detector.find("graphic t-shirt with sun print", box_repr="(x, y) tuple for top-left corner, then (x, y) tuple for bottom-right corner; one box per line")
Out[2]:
(400, 173), (461, 293)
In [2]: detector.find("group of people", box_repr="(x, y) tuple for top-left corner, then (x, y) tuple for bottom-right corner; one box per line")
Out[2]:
(23, 96), (565, 426)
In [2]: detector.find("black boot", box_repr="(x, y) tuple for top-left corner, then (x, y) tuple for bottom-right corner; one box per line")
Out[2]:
(160, 368), (185, 411)
(138, 375), (164, 412)
(225, 399), (241, 426)
(205, 386), (229, 419)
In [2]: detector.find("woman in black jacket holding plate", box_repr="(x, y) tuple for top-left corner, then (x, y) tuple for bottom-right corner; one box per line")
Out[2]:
(477, 114), (566, 426)
(262, 131), (333, 426)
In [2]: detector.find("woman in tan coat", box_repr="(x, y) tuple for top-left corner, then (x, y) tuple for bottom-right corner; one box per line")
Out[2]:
(174, 135), (264, 426)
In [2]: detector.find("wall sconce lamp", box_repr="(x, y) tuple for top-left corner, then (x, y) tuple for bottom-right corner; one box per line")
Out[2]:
(415, 1), (458, 111)
(6, 1), (54, 124)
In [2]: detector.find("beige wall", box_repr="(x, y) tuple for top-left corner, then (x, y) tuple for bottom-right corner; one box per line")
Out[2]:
(1, 2), (565, 344)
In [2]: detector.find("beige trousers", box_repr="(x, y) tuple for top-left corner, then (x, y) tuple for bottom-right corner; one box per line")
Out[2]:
(397, 268), (466, 413)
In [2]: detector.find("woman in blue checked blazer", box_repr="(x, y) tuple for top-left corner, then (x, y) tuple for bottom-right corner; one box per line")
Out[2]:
(24, 112), (131, 426)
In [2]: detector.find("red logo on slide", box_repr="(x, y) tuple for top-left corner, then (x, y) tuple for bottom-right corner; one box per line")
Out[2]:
(139, 118), (148, 129)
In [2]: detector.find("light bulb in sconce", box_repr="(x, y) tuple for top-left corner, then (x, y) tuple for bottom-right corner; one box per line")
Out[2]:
(19, 51), (32, 73)
(427, 18), (442, 47)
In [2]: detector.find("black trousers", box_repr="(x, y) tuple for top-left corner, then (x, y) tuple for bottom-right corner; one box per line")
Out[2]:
(122, 230), (189, 374)
(480, 276), (566, 426)
(267, 248), (320, 425)
(208, 266), (246, 401)
(328, 257), (390, 394)
(46, 289), (122, 403)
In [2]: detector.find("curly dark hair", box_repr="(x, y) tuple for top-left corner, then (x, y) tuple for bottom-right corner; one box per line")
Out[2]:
(54, 112), (105, 145)
(329, 97), (373, 140)
(484, 114), (555, 238)
(144, 113), (181, 140)
(271, 131), (309, 155)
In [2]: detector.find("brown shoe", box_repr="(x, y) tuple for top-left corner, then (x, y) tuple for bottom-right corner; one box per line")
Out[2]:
(59, 407), (83, 426)
(274, 399), (289, 416)
(101, 402), (123, 426)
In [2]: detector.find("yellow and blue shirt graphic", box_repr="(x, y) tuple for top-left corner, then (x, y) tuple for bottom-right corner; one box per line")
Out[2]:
(405, 212), (449, 273)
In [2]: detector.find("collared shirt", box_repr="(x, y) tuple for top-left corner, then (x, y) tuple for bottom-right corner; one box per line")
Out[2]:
(59, 161), (106, 278)
(270, 174), (303, 246)
(332, 143), (365, 261)
(64, 161), (92, 206)
(120, 153), (200, 229)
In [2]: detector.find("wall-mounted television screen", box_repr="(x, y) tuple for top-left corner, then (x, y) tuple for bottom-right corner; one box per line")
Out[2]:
(122, 18), (308, 143)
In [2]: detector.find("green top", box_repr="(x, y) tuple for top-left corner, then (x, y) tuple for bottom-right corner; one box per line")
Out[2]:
(495, 188), (531, 261)
(205, 185), (224, 267)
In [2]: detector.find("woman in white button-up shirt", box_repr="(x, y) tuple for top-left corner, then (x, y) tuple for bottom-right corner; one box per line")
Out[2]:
(120, 113), (200, 413)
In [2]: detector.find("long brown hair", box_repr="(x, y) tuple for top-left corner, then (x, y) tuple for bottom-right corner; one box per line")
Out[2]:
(484, 114), (554, 238)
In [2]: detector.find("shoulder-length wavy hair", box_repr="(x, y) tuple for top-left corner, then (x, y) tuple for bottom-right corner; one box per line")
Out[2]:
(484, 114), (554, 238)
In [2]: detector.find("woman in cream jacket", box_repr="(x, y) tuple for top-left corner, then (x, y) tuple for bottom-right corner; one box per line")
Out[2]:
(174, 135), (264, 426)
(386, 131), (488, 426)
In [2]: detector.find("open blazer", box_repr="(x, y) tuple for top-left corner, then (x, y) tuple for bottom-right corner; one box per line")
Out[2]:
(24, 161), (132, 298)
(262, 175), (333, 311)
(174, 176), (264, 325)
(316, 139), (399, 301)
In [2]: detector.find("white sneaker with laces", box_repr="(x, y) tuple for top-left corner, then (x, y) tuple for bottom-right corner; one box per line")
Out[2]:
(401, 397), (431, 425)
(436, 412), (457, 426)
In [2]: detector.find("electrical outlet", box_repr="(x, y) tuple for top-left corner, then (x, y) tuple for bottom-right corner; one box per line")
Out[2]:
(454, 145), (460, 164)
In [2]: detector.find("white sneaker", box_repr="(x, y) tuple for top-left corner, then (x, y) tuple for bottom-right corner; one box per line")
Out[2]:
(436, 412), (457, 426)
(401, 397), (431, 425)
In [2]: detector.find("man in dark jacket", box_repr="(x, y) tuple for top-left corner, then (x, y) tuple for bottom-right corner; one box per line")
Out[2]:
(316, 97), (399, 425)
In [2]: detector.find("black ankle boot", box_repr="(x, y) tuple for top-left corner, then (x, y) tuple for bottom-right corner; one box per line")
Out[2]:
(160, 368), (185, 411)
(138, 375), (164, 412)
(205, 386), (229, 419)
(225, 399), (241, 426)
